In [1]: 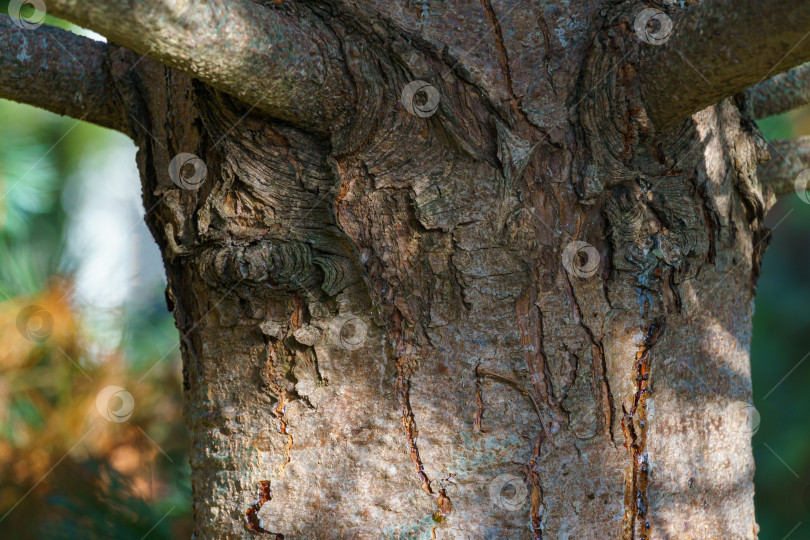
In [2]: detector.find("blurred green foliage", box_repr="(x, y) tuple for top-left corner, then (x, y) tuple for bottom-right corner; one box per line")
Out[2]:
(0, 98), (191, 538)
(752, 108), (810, 540)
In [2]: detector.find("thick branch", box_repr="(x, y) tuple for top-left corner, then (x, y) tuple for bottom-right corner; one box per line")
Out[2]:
(639, 0), (810, 129)
(44, 0), (353, 133)
(0, 16), (127, 133)
(745, 63), (810, 119)
(758, 138), (810, 196)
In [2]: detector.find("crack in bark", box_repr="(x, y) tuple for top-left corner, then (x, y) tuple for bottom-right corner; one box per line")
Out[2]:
(245, 481), (284, 538)
(394, 362), (454, 523)
(594, 338), (614, 441)
(477, 369), (544, 421)
(516, 290), (566, 424)
(391, 310), (453, 523)
(256, 298), (313, 475)
(394, 363), (433, 495)
(274, 394), (294, 474)
(474, 361), (486, 432)
(258, 339), (298, 475)
(479, 0), (518, 109)
(621, 317), (664, 540)
(536, 13), (556, 97)
(526, 430), (547, 540)
(476, 368), (546, 537)
(562, 269), (615, 441)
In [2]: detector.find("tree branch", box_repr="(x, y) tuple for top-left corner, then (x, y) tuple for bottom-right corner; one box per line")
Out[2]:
(758, 137), (810, 196)
(44, 0), (353, 133)
(745, 63), (810, 119)
(639, 0), (810, 129)
(0, 16), (128, 133)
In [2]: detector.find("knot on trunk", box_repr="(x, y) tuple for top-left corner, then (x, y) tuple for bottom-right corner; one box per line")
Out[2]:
(199, 241), (358, 296)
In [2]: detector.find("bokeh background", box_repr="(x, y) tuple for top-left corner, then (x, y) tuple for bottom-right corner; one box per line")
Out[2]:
(750, 109), (810, 539)
(0, 13), (809, 540)
(0, 9), (191, 538)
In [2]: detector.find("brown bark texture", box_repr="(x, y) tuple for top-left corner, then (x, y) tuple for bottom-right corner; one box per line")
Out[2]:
(1, 0), (792, 538)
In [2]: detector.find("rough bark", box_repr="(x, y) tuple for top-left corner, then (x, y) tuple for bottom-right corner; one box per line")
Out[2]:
(745, 63), (810, 119)
(1, 0), (793, 538)
(639, 0), (810, 128)
(759, 137), (810, 197)
(44, 0), (356, 132)
(0, 16), (128, 133)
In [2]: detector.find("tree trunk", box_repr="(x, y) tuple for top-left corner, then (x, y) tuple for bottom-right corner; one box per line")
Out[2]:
(6, 2), (782, 538)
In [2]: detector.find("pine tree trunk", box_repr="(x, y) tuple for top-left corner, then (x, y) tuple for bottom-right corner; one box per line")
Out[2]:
(105, 6), (770, 539)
